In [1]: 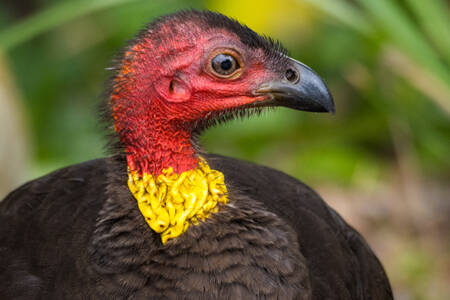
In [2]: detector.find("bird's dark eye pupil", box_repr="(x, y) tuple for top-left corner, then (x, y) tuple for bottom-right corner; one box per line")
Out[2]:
(221, 59), (232, 71)
(211, 53), (239, 76)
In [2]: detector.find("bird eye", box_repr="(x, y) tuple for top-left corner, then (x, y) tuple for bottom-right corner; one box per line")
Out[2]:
(211, 53), (240, 77)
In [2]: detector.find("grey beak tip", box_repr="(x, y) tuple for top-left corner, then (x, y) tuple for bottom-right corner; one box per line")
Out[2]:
(324, 92), (336, 114)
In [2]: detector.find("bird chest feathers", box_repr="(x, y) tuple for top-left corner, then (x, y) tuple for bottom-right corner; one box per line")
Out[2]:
(88, 159), (310, 299)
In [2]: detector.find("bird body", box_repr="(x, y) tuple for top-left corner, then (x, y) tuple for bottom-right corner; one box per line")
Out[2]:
(1, 155), (391, 299)
(0, 10), (393, 299)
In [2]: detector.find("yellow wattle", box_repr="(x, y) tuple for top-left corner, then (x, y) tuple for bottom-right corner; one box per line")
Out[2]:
(127, 158), (228, 244)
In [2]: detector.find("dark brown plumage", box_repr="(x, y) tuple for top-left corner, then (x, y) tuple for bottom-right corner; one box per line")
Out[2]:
(0, 155), (392, 299)
(0, 10), (392, 299)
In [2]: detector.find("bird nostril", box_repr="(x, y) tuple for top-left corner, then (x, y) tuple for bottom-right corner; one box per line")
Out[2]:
(285, 68), (299, 83)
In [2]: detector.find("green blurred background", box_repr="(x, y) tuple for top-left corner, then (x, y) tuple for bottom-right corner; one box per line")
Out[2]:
(0, 0), (449, 299)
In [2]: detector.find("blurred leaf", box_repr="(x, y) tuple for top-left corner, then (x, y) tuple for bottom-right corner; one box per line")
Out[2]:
(0, 0), (144, 51)
(404, 0), (450, 64)
(302, 0), (373, 36)
(294, 144), (382, 185)
(356, 0), (450, 85)
(304, 0), (450, 116)
(382, 46), (450, 114)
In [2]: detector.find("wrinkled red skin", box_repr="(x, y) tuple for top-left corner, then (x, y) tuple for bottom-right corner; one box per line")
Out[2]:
(111, 21), (278, 176)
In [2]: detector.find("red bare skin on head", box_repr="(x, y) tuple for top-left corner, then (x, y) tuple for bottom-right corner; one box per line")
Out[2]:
(111, 20), (277, 176)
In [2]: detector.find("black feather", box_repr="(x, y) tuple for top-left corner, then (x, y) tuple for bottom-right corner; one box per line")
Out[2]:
(0, 155), (393, 299)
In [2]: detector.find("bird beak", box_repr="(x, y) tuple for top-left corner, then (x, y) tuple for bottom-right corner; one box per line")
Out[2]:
(255, 58), (335, 113)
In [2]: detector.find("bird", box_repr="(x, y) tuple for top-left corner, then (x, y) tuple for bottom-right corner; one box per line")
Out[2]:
(0, 10), (393, 300)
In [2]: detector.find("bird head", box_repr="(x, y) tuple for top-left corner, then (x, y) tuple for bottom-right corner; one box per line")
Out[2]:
(108, 10), (334, 176)
(107, 10), (335, 243)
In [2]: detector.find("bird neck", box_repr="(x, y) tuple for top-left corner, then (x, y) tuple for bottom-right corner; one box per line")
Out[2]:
(120, 110), (228, 244)
(124, 116), (199, 176)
